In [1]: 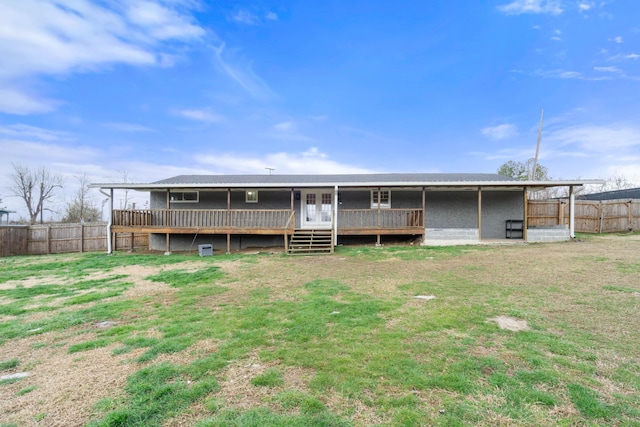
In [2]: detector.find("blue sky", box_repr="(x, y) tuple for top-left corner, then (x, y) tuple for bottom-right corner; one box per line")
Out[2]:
(1, 0), (639, 219)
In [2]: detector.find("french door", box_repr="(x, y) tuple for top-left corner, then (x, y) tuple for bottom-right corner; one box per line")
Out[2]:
(301, 190), (333, 229)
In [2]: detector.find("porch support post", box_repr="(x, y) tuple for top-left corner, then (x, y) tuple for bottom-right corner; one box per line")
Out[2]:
(333, 185), (338, 248)
(376, 187), (381, 246)
(165, 189), (171, 255)
(227, 188), (231, 254)
(569, 186), (575, 238)
(107, 188), (113, 255)
(290, 188), (294, 211)
(523, 187), (528, 242)
(477, 186), (482, 241)
(422, 187), (426, 242)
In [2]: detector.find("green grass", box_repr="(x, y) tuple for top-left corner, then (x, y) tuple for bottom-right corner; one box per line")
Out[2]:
(251, 368), (284, 388)
(0, 359), (19, 371)
(1, 241), (640, 426)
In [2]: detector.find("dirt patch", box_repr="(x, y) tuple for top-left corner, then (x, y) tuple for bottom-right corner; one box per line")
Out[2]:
(488, 316), (530, 332)
(0, 329), (139, 427)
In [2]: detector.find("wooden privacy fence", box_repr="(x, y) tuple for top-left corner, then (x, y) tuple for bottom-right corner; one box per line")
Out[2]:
(0, 223), (149, 257)
(528, 199), (640, 233)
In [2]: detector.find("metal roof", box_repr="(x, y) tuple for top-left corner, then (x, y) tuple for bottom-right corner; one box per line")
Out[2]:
(91, 173), (602, 190)
(577, 187), (640, 201)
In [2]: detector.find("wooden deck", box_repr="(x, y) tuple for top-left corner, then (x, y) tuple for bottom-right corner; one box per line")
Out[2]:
(110, 208), (424, 236)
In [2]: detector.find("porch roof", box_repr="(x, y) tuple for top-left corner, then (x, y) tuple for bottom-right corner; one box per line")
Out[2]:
(91, 173), (602, 190)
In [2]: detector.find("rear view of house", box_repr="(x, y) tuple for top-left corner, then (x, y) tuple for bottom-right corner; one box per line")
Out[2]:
(92, 173), (597, 254)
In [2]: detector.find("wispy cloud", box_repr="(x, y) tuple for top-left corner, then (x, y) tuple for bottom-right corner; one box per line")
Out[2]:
(0, 0), (205, 114)
(578, 2), (595, 12)
(534, 69), (614, 80)
(265, 12), (278, 21)
(172, 108), (225, 123)
(481, 124), (519, 140)
(547, 124), (640, 152)
(212, 43), (276, 101)
(593, 66), (621, 74)
(273, 121), (294, 132)
(196, 147), (375, 174)
(497, 0), (563, 15)
(609, 36), (624, 43)
(608, 53), (640, 61)
(0, 88), (58, 115)
(0, 123), (71, 141)
(103, 122), (156, 132)
(231, 9), (260, 25)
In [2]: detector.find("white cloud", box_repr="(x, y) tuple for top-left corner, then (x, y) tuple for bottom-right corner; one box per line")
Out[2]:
(547, 124), (640, 152)
(481, 124), (519, 140)
(609, 36), (624, 43)
(497, 0), (563, 15)
(578, 2), (594, 12)
(0, 124), (71, 141)
(265, 12), (279, 21)
(273, 121), (294, 132)
(626, 53), (640, 60)
(173, 108), (225, 123)
(231, 10), (260, 25)
(535, 69), (613, 80)
(0, 87), (58, 115)
(196, 148), (375, 174)
(103, 122), (156, 132)
(593, 66), (621, 73)
(212, 43), (276, 101)
(0, 0), (205, 114)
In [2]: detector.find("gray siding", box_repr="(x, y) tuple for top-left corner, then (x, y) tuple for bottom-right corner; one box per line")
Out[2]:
(151, 190), (291, 210)
(425, 191), (478, 228)
(338, 189), (422, 209)
(481, 191), (524, 239)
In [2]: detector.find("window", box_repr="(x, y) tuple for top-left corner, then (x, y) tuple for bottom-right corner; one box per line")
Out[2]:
(246, 190), (258, 203)
(371, 189), (391, 209)
(170, 191), (199, 202)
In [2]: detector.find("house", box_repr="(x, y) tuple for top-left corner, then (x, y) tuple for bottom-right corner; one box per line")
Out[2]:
(91, 173), (600, 254)
(577, 187), (640, 201)
(0, 209), (16, 225)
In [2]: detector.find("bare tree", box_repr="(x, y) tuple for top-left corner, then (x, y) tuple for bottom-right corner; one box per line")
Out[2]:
(9, 163), (64, 224)
(114, 168), (132, 209)
(61, 174), (101, 223)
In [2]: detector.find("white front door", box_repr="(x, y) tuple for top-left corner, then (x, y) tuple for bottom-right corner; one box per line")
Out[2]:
(302, 190), (333, 229)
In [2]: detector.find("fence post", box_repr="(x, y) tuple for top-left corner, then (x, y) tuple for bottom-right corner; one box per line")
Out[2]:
(47, 225), (51, 255)
(598, 202), (603, 234)
(80, 223), (84, 253)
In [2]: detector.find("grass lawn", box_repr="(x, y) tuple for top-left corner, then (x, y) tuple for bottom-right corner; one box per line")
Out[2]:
(0, 234), (639, 426)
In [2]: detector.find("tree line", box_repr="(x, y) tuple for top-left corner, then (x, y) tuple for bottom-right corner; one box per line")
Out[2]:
(1, 163), (136, 225)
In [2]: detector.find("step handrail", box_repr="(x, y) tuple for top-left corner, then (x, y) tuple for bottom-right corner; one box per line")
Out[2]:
(283, 211), (296, 254)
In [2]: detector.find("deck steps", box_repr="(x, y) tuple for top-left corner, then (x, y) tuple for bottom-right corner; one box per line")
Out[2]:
(287, 229), (333, 255)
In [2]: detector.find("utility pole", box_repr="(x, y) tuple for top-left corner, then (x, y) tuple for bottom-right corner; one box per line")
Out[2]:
(531, 108), (544, 180)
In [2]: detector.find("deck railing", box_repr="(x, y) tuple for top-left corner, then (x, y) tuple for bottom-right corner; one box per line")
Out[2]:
(338, 208), (424, 229)
(113, 208), (424, 231)
(112, 209), (295, 229)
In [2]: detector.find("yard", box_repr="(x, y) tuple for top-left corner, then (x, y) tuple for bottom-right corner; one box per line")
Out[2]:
(1, 235), (639, 426)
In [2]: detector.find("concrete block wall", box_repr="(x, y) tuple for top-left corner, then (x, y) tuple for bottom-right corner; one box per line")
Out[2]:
(526, 227), (570, 243)
(422, 228), (479, 246)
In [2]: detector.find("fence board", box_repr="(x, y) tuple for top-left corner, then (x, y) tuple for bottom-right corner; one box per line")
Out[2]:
(0, 223), (149, 257)
(528, 199), (639, 233)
